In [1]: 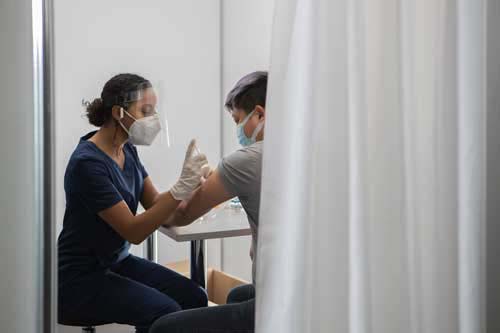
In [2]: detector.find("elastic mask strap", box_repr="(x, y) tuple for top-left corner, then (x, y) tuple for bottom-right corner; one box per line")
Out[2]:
(123, 109), (138, 121)
(241, 110), (255, 127)
(118, 108), (136, 136)
(251, 120), (264, 141)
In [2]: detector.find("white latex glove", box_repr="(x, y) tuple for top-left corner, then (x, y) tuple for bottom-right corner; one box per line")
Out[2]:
(201, 164), (212, 179)
(170, 139), (209, 201)
(193, 144), (212, 179)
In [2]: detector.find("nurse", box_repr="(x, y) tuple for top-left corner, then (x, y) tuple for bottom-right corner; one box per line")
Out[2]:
(58, 73), (208, 333)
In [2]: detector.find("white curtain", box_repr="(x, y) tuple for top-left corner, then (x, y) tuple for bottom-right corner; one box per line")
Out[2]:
(256, 0), (486, 332)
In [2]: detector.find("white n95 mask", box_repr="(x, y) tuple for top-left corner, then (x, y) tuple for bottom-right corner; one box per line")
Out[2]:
(119, 108), (162, 146)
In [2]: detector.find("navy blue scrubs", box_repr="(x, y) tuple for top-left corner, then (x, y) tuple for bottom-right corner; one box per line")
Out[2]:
(58, 131), (207, 332)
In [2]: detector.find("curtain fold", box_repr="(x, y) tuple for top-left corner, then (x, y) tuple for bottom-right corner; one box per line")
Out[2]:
(256, 0), (486, 332)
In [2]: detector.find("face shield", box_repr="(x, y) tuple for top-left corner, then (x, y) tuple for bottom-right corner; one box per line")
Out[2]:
(120, 85), (171, 147)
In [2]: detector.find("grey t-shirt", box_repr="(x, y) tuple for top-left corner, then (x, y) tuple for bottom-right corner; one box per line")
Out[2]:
(217, 141), (263, 282)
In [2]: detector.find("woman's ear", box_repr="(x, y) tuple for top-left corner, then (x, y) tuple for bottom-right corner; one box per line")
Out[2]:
(111, 105), (123, 121)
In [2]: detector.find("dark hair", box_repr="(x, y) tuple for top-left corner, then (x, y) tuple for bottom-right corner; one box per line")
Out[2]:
(224, 71), (268, 113)
(86, 73), (152, 127)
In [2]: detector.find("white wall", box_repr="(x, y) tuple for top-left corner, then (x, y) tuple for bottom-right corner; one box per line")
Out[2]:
(487, 0), (500, 331)
(220, 0), (275, 281)
(0, 1), (39, 332)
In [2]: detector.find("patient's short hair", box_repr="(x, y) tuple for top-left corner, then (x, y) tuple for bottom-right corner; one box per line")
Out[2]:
(225, 71), (268, 114)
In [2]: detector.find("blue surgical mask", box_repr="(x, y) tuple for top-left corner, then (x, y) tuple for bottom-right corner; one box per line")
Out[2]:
(236, 110), (264, 147)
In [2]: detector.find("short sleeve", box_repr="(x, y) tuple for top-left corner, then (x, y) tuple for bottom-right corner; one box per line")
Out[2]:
(217, 149), (258, 197)
(71, 159), (123, 213)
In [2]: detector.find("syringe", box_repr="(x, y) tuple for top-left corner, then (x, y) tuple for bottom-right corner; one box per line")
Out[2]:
(194, 145), (211, 178)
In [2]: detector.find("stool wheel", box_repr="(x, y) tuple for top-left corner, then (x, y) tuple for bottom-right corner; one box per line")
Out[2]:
(82, 327), (95, 333)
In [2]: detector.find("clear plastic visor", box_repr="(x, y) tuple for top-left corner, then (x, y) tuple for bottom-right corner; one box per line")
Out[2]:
(121, 87), (170, 147)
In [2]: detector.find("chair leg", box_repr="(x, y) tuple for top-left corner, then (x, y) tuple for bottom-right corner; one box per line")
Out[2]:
(82, 327), (95, 333)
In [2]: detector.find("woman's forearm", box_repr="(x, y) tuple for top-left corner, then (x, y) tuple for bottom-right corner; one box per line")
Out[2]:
(129, 191), (180, 244)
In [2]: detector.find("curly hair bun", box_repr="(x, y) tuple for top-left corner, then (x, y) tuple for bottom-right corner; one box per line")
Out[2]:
(86, 98), (107, 127)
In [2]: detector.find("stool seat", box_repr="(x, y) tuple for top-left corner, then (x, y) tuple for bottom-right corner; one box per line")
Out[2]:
(60, 323), (105, 332)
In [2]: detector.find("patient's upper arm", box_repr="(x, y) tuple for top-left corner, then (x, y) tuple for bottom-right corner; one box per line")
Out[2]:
(179, 169), (235, 222)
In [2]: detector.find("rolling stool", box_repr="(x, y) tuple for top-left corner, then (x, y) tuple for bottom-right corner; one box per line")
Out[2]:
(60, 323), (103, 332)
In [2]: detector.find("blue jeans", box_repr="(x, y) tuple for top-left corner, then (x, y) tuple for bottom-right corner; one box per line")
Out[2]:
(150, 284), (255, 333)
(58, 255), (208, 333)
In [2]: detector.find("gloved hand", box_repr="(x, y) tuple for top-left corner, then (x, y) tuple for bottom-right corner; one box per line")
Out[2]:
(170, 139), (209, 201)
(201, 164), (212, 179)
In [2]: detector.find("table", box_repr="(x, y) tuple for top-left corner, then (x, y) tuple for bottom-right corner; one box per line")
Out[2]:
(158, 204), (251, 288)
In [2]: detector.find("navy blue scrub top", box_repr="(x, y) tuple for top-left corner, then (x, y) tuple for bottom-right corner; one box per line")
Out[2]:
(58, 131), (148, 286)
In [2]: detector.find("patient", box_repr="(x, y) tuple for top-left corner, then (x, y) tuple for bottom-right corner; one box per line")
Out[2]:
(151, 71), (268, 333)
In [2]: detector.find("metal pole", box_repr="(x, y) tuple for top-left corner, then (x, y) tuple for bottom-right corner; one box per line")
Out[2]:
(33, 0), (56, 332)
(190, 239), (206, 288)
(145, 231), (158, 263)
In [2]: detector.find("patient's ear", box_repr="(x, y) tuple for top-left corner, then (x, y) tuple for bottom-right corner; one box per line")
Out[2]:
(255, 105), (266, 120)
